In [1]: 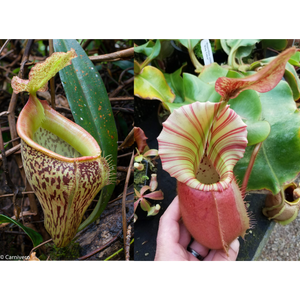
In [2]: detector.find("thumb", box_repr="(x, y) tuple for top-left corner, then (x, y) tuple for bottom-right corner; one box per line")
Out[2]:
(204, 239), (240, 261)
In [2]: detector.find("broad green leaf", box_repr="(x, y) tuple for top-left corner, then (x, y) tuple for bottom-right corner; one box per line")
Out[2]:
(234, 81), (300, 195)
(261, 39), (288, 51)
(226, 39), (261, 50)
(228, 89), (270, 146)
(198, 63), (228, 84)
(244, 121), (271, 146)
(197, 63), (228, 102)
(288, 52), (300, 67)
(156, 40), (175, 61)
(183, 73), (220, 103)
(134, 40), (156, 57)
(0, 214), (43, 247)
(228, 81), (270, 147)
(134, 65), (175, 103)
(178, 39), (201, 50)
(220, 39), (231, 55)
(223, 39), (261, 69)
(284, 62), (300, 100)
(53, 39), (118, 230)
(164, 64), (186, 103)
(227, 70), (244, 78)
(228, 39), (260, 61)
(134, 40), (161, 67)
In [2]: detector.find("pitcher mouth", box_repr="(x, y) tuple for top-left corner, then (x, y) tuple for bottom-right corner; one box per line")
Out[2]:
(157, 101), (248, 192)
(17, 96), (101, 163)
(181, 151), (236, 192)
(191, 154), (233, 192)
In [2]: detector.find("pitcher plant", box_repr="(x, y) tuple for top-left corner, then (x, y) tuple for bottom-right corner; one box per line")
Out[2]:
(157, 46), (298, 253)
(12, 49), (112, 247)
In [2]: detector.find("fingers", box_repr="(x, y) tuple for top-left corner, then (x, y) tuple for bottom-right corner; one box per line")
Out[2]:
(189, 240), (209, 256)
(156, 196), (181, 245)
(204, 239), (240, 261)
(178, 221), (191, 247)
(155, 196), (188, 261)
(155, 195), (240, 261)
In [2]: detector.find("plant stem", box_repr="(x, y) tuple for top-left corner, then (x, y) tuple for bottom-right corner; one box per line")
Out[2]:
(104, 239), (134, 261)
(48, 39), (56, 110)
(227, 40), (241, 70)
(241, 142), (262, 197)
(29, 238), (53, 257)
(122, 151), (134, 252)
(188, 47), (203, 72)
(0, 39), (10, 56)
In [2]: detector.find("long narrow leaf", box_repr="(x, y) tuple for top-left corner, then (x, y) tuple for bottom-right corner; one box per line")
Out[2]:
(53, 40), (118, 230)
(0, 214), (43, 247)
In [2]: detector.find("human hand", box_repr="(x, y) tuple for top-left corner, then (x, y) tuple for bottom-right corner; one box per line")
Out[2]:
(154, 196), (240, 261)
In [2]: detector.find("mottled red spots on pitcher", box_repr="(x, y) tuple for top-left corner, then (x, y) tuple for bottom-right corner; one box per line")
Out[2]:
(21, 140), (111, 247)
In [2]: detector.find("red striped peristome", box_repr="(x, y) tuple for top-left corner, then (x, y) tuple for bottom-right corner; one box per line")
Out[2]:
(17, 96), (112, 248)
(157, 101), (250, 253)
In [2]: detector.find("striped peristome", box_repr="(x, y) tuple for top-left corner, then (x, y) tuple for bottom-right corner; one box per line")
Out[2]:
(157, 101), (248, 192)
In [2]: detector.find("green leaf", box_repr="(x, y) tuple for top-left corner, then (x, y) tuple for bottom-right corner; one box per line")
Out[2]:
(244, 121), (271, 146)
(183, 73), (220, 103)
(288, 52), (300, 67)
(112, 60), (134, 75)
(178, 39), (201, 50)
(198, 63), (228, 84)
(220, 39), (231, 55)
(134, 40), (161, 68)
(178, 39), (203, 72)
(261, 39), (288, 51)
(140, 198), (151, 212)
(164, 64), (186, 103)
(234, 40), (260, 61)
(53, 39), (118, 230)
(134, 66), (175, 103)
(284, 62), (300, 100)
(223, 39), (261, 69)
(134, 60), (141, 74)
(228, 89), (270, 146)
(134, 40), (156, 57)
(234, 81), (300, 195)
(0, 214), (43, 247)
